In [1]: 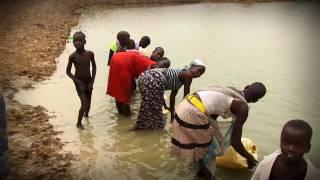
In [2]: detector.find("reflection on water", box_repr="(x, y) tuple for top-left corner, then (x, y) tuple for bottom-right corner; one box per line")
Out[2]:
(15, 1), (320, 179)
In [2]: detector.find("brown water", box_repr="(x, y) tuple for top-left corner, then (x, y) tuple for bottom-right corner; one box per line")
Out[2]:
(15, 1), (320, 179)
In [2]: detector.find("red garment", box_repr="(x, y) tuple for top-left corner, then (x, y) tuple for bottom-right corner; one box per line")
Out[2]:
(106, 52), (156, 103)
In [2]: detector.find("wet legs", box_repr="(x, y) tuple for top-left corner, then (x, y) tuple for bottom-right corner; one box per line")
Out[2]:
(115, 101), (131, 116)
(84, 89), (92, 117)
(77, 88), (92, 130)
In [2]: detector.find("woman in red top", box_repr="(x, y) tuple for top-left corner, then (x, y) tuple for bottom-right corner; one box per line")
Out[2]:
(107, 51), (157, 116)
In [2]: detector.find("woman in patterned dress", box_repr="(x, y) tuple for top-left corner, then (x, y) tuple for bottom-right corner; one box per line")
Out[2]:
(133, 59), (206, 130)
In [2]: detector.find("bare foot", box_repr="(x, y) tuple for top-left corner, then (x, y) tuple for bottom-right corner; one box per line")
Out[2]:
(77, 123), (85, 130)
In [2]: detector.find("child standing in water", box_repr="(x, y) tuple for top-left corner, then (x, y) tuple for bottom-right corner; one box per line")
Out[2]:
(66, 31), (96, 130)
(107, 31), (130, 65)
(251, 119), (319, 180)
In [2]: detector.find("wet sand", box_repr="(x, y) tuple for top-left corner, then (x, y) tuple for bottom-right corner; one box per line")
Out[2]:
(0, 0), (291, 179)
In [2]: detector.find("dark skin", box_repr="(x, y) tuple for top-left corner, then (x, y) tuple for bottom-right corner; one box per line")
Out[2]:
(227, 83), (268, 169)
(269, 126), (310, 180)
(229, 100), (257, 169)
(116, 101), (131, 116)
(198, 83), (266, 179)
(150, 47), (164, 62)
(107, 32), (130, 65)
(167, 65), (205, 121)
(108, 49), (114, 66)
(139, 36), (150, 48)
(66, 33), (96, 130)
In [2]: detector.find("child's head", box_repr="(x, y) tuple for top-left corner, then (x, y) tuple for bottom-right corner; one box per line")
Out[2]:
(280, 119), (312, 163)
(139, 36), (151, 48)
(117, 31), (130, 48)
(73, 31), (86, 49)
(158, 57), (171, 68)
(127, 39), (137, 50)
(242, 82), (266, 103)
(150, 47), (164, 61)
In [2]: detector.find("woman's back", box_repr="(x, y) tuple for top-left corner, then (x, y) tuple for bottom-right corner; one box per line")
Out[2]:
(161, 68), (185, 90)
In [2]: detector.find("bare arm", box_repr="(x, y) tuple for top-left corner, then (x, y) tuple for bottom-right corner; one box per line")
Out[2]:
(66, 55), (78, 82)
(163, 96), (169, 110)
(230, 100), (257, 169)
(90, 52), (97, 85)
(183, 77), (192, 97)
(107, 49), (114, 66)
(169, 88), (178, 122)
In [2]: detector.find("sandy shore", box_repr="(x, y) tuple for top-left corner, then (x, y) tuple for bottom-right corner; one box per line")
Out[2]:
(0, 0), (291, 179)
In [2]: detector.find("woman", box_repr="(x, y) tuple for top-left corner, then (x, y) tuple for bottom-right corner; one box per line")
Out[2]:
(134, 59), (206, 129)
(106, 51), (157, 116)
(170, 83), (267, 179)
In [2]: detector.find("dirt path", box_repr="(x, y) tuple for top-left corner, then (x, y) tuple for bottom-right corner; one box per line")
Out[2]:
(0, 0), (288, 179)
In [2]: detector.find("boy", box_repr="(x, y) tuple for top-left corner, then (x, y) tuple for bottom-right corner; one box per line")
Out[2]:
(251, 119), (319, 180)
(150, 47), (164, 62)
(158, 57), (171, 68)
(107, 31), (130, 65)
(139, 36), (150, 49)
(138, 36), (151, 56)
(66, 31), (96, 130)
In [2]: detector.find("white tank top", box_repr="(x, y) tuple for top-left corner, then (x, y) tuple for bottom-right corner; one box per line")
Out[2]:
(197, 90), (234, 118)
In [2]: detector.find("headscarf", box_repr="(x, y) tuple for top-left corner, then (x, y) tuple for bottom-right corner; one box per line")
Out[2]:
(186, 59), (205, 68)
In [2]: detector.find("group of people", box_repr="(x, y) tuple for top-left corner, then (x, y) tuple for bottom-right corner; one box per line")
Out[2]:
(66, 30), (319, 180)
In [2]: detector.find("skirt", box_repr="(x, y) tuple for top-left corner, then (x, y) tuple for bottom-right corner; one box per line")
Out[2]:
(170, 98), (213, 162)
(135, 69), (166, 129)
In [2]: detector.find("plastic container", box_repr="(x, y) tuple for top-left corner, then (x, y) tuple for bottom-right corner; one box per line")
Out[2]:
(216, 138), (258, 170)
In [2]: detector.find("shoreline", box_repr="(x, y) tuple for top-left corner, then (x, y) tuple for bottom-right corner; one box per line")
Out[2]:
(0, 0), (294, 179)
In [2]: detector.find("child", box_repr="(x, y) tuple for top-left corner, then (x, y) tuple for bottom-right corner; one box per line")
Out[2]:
(138, 36), (151, 56)
(139, 36), (150, 49)
(106, 52), (158, 116)
(127, 39), (139, 50)
(150, 47), (164, 62)
(107, 31), (130, 65)
(251, 119), (319, 180)
(158, 57), (171, 68)
(66, 31), (96, 130)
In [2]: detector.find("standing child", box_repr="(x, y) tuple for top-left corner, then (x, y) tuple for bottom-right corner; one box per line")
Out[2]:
(66, 31), (96, 130)
(107, 31), (130, 65)
(251, 119), (319, 180)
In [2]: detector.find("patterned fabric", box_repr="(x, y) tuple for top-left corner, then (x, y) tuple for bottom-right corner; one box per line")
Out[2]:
(135, 69), (166, 129)
(162, 68), (185, 91)
(0, 92), (9, 178)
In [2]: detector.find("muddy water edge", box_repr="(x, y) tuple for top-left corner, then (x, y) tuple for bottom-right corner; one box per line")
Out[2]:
(0, 0), (292, 179)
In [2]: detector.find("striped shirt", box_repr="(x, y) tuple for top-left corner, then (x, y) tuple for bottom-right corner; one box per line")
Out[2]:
(162, 68), (185, 90)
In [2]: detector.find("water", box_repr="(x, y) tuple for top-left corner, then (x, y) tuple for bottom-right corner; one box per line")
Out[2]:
(15, 1), (320, 179)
